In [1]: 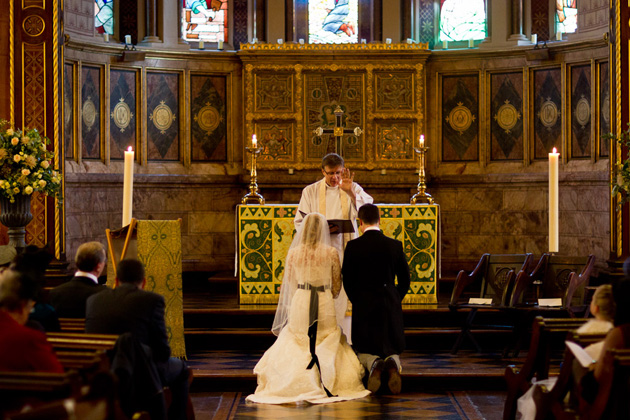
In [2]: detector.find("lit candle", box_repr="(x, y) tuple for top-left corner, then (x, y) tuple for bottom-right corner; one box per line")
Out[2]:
(442, 40), (448, 49)
(531, 34), (537, 44)
(217, 40), (223, 50)
(122, 146), (134, 227)
(252, 134), (257, 148)
(277, 39), (283, 44)
(125, 35), (132, 45)
(299, 38), (304, 45)
(385, 38), (392, 44)
(419, 135), (425, 147)
(103, 33), (109, 43)
(468, 39), (474, 48)
(555, 31), (562, 41)
(198, 40), (205, 49)
(549, 147), (559, 253)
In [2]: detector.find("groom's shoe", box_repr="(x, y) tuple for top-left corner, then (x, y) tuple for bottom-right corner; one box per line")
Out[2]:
(367, 358), (384, 393)
(384, 357), (401, 394)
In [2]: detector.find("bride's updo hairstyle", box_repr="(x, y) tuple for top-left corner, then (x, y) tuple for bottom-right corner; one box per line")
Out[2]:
(301, 213), (326, 248)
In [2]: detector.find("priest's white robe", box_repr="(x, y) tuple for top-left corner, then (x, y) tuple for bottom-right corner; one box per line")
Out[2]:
(294, 178), (373, 339)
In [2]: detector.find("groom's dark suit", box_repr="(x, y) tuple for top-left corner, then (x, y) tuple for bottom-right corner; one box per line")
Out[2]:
(342, 229), (410, 357)
(49, 276), (107, 318)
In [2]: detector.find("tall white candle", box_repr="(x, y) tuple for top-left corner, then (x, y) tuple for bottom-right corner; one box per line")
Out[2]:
(419, 134), (425, 147)
(122, 146), (134, 227)
(549, 147), (559, 253)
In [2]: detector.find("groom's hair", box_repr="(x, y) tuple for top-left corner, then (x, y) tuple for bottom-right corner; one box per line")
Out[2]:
(321, 153), (344, 168)
(358, 204), (380, 225)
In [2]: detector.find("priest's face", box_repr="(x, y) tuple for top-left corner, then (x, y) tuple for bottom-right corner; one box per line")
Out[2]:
(322, 165), (343, 187)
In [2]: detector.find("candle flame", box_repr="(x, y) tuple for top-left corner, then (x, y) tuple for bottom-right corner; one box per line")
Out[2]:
(419, 135), (425, 147)
(127, 146), (133, 152)
(552, 147), (557, 153)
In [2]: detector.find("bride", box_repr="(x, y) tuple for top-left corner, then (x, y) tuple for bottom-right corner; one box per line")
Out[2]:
(246, 213), (370, 404)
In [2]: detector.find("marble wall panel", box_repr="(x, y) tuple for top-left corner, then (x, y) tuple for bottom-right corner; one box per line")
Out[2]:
(190, 212), (235, 233)
(81, 66), (101, 159)
(598, 61), (609, 157)
(503, 190), (546, 211)
(441, 74), (479, 162)
(456, 189), (503, 212)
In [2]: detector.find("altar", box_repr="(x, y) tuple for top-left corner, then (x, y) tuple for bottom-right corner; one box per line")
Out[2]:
(238, 204), (439, 305)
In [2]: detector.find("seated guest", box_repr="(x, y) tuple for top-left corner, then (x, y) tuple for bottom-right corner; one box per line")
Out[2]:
(50, 242), (107, 318)
(0, 268), (63, 372)
(85, 259), (190, 420)
(0, 245), (17, 270)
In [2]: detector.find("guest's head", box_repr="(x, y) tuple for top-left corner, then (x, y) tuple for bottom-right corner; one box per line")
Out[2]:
(116, 259), (145, 287)
(358, 204), (380, 231)
(612, 278), (630, 326)
(0, 245), (17, 270)
(321, 153), (344, 187)
(0, 269), (39, 325)
(590, 284), (615, 322)
(75, 242), (106, 276)
(300, 213), (329, 248)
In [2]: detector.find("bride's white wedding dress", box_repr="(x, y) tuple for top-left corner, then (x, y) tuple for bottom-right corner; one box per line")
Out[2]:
(246, 214), (369, 404)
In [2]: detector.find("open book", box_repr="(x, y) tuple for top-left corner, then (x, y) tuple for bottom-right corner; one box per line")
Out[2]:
(298, 210), (355, 233)
(566, 340), (596, 368)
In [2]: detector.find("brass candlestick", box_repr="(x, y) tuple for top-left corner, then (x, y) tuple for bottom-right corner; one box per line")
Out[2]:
(241, 144), (265, 205)
(410, 144), (434, 205)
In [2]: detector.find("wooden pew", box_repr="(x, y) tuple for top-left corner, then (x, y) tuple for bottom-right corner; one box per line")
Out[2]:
(0, 371), (82, 417)
(503, 317), (588, 420)
(46, 332), (118, 352)
(531, 330), (608, 420)
(57, 318), (85, 333)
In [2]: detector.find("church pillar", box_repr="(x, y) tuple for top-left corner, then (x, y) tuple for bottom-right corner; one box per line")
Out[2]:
(143, 0), (161, 43)
(610, 0), (630, 267)
(8, 0), (64, 258)
(508, 0), (528, 43)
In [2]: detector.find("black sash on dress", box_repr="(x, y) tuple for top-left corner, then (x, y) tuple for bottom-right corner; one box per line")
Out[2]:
(298, 283), (335, 398)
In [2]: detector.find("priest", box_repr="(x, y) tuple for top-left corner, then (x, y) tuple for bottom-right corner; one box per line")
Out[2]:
(294, 153), (373, 336)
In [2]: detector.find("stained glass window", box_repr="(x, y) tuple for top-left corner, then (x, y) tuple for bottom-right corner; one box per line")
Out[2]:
(555, 0), (577, 33)
(95, 0), (114, 35)
(309, 0), (359, 44)
(182, 0), (228, 43)
(439, 0), (486, 42)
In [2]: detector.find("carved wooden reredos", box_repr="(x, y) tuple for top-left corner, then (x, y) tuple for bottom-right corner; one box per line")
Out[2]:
(240, 43), (430, 170)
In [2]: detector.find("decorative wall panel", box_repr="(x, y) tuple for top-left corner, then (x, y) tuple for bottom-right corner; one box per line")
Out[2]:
(109, 69), (137, 160)
(254, 122), (294, 161)
(233, 0), (249, 48)
(490, 72), (523, 161)
(570, 64), (591, 159)
(441, 74), (479, 162)
(531, 0), (550, 41)
(64, 63), (74, 159)
(238, 204), (439, 305)
(81, 66), (101, 159)
(190, 74), (227, 161)
(375, 72), (414, 111)
(64, 0), (95, 36)
(255, 73), (294, 112)
(598, 61), (610, 157)
(375, 121), (415, 161)
(533, 68), (562, 159)
(147, 72), (180, 161)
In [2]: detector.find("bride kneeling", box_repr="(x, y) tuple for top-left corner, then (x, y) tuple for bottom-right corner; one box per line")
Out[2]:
(246, 213), (370, 404)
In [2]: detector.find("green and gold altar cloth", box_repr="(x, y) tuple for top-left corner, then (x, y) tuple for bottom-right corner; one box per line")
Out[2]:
(238, 204), (439, 305)
(106, 220), (186, 359)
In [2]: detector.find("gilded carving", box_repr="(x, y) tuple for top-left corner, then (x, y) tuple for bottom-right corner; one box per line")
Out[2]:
(111, 98), (133, 132)
(149, 100), (176, 135)
(446, 102), (475, 134)
(376, 123), (414, 161)
(23, 15), (45, 36)
(494, 100), (521, 133)
(574, 96), (590, 128)
(82, 97), (97, 130)
(194, 103), (221, 135)
(255, 74), (293, 112)
(539, 98), (559, 128)
(376, 72), (414, 111)
(256, 123), (293, 160)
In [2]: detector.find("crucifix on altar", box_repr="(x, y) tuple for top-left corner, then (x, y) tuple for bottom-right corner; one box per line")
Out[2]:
(313, 105), (363, 156)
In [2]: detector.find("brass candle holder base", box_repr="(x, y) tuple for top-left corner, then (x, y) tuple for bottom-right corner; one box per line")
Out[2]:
(241, 146), (265, 205)
(410, 145), (434, 205)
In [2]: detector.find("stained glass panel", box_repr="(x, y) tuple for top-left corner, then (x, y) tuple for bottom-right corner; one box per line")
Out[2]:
(95, 0), (114, 35)
(555, 1), (577, 33)
(308, 0), (358, 44)
(439, 0), (486, 42)
(182, 0), (228, 43)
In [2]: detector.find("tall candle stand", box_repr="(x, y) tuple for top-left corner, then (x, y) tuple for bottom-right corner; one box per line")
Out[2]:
(241, 144), (265, 205)
(410, 144), (434, 205)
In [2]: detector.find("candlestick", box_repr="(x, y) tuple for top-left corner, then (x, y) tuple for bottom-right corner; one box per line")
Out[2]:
(198, 40), (205, 49)
(125, 34), (132, 45)
(361, 39), (366, 44)
(217, 40), (223, 50)
(410, 136), (434, 205)
(122, 146), (134, 226)
(242, 136), (265, 205)
(549, 147), (559, 252)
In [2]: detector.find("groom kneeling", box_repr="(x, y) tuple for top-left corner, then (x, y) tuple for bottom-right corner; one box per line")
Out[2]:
(341, 204), (410, 394)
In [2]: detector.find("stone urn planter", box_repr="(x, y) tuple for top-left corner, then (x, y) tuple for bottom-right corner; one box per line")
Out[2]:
(0, 194), (33, 249)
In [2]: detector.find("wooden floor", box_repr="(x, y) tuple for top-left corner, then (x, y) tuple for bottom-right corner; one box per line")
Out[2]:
(183, 274), (522, 419)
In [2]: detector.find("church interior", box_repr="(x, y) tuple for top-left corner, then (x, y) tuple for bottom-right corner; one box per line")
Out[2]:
(2, 0), (630, 418)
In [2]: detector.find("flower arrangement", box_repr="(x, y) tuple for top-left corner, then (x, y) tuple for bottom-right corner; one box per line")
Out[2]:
(0, 119), (62, 203)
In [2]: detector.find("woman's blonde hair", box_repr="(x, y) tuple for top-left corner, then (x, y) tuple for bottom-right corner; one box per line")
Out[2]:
(592, 284), (615, 321)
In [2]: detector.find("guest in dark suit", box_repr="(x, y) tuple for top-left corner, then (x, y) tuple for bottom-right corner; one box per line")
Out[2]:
(342, 203), (410, 394)
(85, 259), (190, 420)
(49, 241), (107, 318)
(0, 268), (63, 373)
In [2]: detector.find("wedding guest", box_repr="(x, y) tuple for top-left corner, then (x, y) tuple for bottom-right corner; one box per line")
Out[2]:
(247, 213), (369, 404)
(342, 203), (410, 394)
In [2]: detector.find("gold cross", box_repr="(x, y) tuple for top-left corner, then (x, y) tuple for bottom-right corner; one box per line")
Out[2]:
(313, 105), (363, 157)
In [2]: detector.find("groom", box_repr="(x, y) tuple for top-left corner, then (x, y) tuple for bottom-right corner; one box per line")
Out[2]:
(341, 203), (410, 394)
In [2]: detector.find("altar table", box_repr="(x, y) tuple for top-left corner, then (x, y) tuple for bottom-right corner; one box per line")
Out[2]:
(238, 204), (440, 305)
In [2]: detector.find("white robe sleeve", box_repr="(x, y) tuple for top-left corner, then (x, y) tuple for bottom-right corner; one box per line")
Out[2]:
(294, 182), (317, 232)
